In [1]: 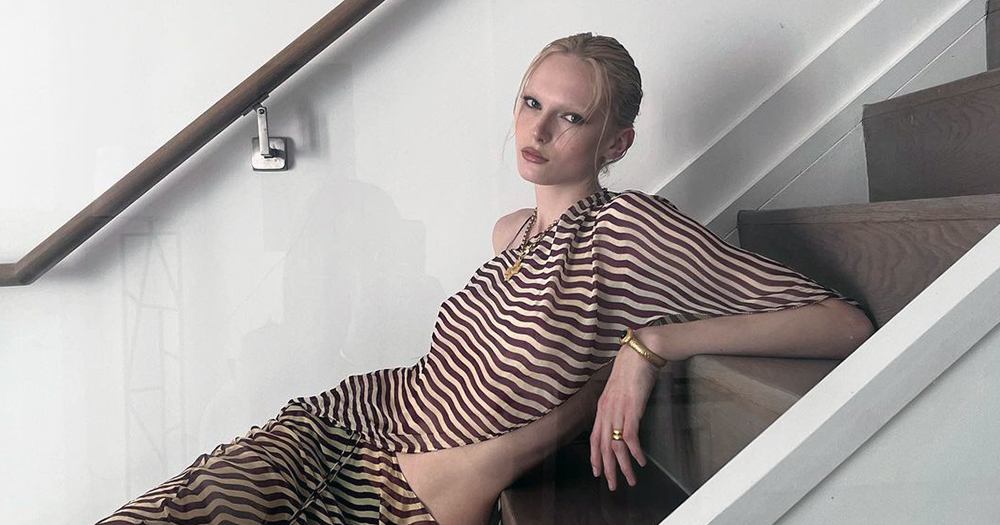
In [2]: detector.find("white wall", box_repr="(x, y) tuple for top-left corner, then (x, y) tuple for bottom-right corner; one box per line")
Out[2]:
(775, 319), (1000, 525)
(0, 1), (971, 523)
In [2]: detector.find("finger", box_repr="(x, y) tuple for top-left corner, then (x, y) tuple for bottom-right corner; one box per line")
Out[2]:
(610, 436), (634, 488)
(591, 405), (610, 478)
(625, 413), (648, 469)
(601, 428), (618, 490)
(618, 413), (641, 487)
(604, 417), (627, 490)
(590, 418), (602, 478)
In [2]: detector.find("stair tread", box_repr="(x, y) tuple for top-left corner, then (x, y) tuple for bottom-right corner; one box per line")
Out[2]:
(863, 67), (1000, 119)
(688, 355), (840, 411)
(738, 193), (1000, 225)
(738, 194), (999, 328)
(500, 440), (687, 525)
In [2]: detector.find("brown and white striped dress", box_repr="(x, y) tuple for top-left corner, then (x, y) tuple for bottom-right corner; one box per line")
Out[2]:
(96, 188), (860, 524)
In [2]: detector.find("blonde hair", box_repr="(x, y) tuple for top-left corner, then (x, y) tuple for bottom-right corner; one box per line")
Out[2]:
(511, 33), (643, 175)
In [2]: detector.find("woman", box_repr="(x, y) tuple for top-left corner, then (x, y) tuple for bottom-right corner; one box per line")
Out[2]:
(96, 33), (873, 525)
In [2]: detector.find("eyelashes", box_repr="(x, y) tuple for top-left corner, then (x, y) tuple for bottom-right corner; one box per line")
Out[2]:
(522, 96), (585, 125)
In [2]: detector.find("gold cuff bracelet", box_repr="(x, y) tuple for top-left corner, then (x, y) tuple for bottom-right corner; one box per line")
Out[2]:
(619, 327), (667, 369)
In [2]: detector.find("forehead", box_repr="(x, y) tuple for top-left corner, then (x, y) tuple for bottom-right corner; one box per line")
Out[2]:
(524, 53), (596, 110)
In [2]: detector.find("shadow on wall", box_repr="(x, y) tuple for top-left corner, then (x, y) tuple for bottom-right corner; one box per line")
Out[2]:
(29, 5), (450, 503)
(205, 57), (447, 437)
(209, 178), (444, 434)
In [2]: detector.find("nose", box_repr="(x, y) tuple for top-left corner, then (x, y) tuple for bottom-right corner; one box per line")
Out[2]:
(532, 114), (552, 144)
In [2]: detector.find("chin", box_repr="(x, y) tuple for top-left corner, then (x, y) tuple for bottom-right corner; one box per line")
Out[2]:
(515, 163), (538, 181)
(517, 169), (552, 185)
(517, 160), (552, 179)
(517, 172), (539, 184)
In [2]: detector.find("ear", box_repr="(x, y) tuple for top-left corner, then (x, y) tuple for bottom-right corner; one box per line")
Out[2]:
(600, 126), (635, 164)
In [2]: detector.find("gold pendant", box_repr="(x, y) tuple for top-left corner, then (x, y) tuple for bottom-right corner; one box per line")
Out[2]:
(504, 260), (521, 281)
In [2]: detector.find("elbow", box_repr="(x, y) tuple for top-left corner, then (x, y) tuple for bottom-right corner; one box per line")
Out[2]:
(842, 314), (875, 359)
(821, 298), (875, 359)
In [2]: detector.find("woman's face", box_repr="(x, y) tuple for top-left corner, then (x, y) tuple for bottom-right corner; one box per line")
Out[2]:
(515, 53), (616, 186)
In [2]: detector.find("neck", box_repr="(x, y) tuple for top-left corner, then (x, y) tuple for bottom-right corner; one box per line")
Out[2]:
(531, 179), (603, 234)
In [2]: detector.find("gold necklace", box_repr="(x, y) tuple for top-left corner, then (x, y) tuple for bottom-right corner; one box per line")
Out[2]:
(503, 209), (559, 282)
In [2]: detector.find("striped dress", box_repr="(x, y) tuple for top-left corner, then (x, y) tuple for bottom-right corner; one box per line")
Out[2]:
(96, 188), (860, 524)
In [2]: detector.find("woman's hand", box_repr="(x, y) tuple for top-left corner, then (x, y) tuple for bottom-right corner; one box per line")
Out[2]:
(589, 334), (662, 490)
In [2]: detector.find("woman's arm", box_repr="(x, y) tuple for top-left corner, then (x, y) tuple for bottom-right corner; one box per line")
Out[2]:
(590, 297), (872, 491)
(634, 297), (874, 362)
(591, 192), (874, 490)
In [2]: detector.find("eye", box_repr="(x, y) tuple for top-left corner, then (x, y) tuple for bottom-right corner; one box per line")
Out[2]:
(564, 113), (585, 125)
(523, 96), (540, 109)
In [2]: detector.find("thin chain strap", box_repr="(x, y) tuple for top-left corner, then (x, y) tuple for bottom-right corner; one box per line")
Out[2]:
(516, 211), (558, 256)
(504, 214), (534, 251)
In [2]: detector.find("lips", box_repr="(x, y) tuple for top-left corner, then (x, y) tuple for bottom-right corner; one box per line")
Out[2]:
(521, 148), (548, 163)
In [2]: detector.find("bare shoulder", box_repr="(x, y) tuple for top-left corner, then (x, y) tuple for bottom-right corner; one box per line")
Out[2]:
(492, 208), (534, 256)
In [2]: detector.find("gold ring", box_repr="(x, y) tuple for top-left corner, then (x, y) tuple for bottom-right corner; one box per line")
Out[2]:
(611, 428), (623, 441)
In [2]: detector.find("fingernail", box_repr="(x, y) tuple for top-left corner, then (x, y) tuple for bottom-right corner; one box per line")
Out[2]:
(592, 467), (598, 477)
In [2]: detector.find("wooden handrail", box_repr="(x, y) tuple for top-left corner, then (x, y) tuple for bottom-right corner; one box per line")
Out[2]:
(0, 0), (386, 286)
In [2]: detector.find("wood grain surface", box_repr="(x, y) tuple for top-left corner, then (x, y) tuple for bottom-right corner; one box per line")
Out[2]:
(739, 195), (1000, 328)
(863, 68), (1000, 201)
(685, 355), (840, 488)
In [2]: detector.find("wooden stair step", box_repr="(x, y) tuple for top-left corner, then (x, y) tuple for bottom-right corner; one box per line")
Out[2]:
(500, 356), (839, 519)
(683, 355), (840, 488)
(862, 67), (1000, 201)
(678, 194), (1000, 488)
(636, 362), (697, 494)
(737, 193), (1000, 328)
(499, 438), (688, 525)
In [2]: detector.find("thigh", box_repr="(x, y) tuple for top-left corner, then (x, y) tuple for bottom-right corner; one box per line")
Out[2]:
(320, 437), (440, 525)
(95, 404), (354, 525)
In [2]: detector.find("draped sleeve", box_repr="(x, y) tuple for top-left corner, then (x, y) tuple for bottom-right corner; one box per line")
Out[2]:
(593, 190), (862, 329)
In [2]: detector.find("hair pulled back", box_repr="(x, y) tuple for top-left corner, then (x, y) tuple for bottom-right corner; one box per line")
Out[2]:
(513, 33), (643, 173)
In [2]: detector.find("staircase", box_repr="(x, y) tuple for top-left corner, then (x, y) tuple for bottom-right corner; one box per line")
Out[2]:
(498, 14), (1000, 525)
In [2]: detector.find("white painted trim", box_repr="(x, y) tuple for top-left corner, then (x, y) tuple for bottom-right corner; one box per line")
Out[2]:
(713, 0), (985, 244)
(659, 222), (1000, 524)
(651, 0), (985, 237)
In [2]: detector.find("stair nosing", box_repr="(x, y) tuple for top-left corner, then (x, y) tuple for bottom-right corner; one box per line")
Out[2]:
(862, 67), (1000, 120)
